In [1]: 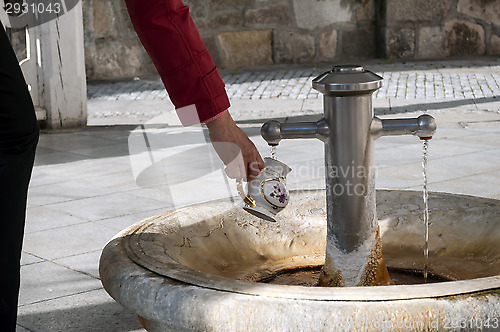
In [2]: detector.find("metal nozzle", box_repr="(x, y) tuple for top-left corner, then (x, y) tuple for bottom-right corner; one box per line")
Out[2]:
(261, 119), (330, 146)
(371, 114), (437, 140)
(416, 114), (437, 140)
(261, 120), (282, 146)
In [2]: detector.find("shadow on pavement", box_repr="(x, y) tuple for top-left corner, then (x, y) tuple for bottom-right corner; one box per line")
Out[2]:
(375, 96), (499, 115)
(17, 300), (144, 332)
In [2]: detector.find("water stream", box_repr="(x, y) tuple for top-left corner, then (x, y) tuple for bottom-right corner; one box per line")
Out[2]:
(422, 139), (430, 283)
(270, 145), (277, 159)
(267, 140), (433, 284)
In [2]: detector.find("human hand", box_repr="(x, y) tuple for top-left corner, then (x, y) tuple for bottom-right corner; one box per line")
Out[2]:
(206, 111), (264, 181)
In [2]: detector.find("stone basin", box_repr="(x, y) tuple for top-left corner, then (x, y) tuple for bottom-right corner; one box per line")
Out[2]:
(99, 190), (500, 331)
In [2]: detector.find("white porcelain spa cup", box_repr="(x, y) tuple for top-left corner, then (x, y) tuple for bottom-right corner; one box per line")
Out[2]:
(237, 157), (292, 222)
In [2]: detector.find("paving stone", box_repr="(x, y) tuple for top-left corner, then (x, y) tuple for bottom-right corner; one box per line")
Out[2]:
(94, 208), (172, 233)
(22, 221), (120, 261)
(18, 261), (102, 306)
(21, 252), (44, 266)
(17, 288), (145, 332)
(15, 324), (31, 332)
(25, 205), (89, 233)
(54, 250), (103, 279)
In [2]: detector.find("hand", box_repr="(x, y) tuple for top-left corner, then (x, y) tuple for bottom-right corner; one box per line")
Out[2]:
(206, 111), (264, 181)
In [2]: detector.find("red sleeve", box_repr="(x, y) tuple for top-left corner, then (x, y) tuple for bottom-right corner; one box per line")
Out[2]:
(124, 0), (230, 125)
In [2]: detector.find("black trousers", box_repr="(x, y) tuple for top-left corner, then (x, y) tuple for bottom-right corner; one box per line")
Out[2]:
(0, 24), (39, 331)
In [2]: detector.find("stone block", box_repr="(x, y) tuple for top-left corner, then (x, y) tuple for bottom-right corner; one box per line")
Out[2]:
(209, 0), (252, 11)
(84, 44), (97, 79)
(385, 28), (415, 58)
(457, 0), (500, 24)
(386, 0), (453, 22)
(201, 34), (223, 67)
(93, 0), (117, 40)
(245, 2), (291, 26)
(184, 0), (208, 21)
(91, 39), (156, 79)
(273, 30), (315, 64)
(9, 29), (27, 61)
(292, 0), (352, 30)
(490, 34), (500, 55)
(218, 30), (272, 68)
(417, 26), (446, 59)
(82, 0), (94, 46)
(319, 30), (338, 59)
(444, 19), (486, 56)
(200, 11), (243, 29)
(118, 1), (140, 39)
(355, 0), (375, 22)
(341, 28), (376, 58)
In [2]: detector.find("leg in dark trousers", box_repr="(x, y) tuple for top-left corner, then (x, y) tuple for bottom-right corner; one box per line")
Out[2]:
(0, 24), (39, 331)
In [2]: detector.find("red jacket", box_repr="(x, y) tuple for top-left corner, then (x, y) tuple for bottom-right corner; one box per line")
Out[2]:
(125, 0), (230, 125)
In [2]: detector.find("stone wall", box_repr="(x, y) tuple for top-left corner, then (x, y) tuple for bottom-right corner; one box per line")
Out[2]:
(82, 0), (157, 79)
(189, 0), (378, 68)
(68, 0), (500, 79)
(380, 0), (500, 59)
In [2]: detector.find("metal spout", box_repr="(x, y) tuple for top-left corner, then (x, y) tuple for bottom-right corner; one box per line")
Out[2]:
(371, 114), (437, 140)
(261, 119), (329, 146)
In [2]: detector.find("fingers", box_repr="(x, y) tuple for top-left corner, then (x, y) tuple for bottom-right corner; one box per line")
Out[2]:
(211, 141), (241, 166)
(256, 149), (265, 169)
(247, 161), (260, 180)
(224, 146), (264, 182)
(224, 165), (245, 180)
(224, 156), (258, 181)
(247, 148), (264, 180)
(207, 115), (265, 182)
(224, 149), (246, 180)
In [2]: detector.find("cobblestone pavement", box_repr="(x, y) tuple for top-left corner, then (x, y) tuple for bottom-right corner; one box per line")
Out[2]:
(87, 60), (500, 120)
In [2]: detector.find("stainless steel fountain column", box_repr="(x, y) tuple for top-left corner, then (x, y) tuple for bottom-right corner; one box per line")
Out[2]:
(261, 65), (436, 286)
(314, 66), (381, 256)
